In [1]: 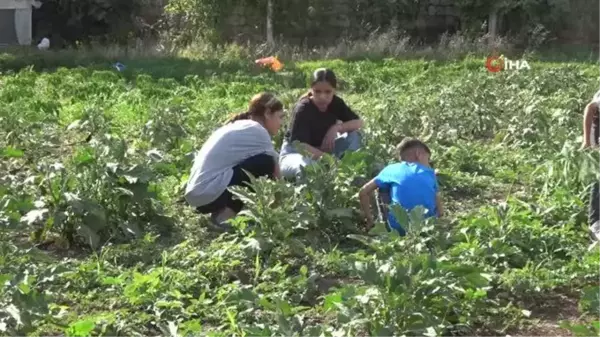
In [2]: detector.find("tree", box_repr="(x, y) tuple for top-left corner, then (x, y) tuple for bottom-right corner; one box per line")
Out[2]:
(266, 0), (274, 46)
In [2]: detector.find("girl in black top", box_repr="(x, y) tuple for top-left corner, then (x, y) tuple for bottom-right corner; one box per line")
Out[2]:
(583, 90), (600, 148)
(279, 68), (364, 179)
(583, 90), (600, 240)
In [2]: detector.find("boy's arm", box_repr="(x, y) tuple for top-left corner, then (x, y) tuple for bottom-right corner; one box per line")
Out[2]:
(359, 178), (379, 230)
(433, 173), (443, 217)
(435, 192), (443, 217)
(378, 190), (391, 222)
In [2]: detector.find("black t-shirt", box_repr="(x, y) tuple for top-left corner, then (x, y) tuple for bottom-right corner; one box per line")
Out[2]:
(284, 95), (360, 147)
(594, 105), (600, 144)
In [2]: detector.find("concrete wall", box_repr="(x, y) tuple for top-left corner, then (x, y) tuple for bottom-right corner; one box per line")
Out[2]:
(0, 0), (35, 45)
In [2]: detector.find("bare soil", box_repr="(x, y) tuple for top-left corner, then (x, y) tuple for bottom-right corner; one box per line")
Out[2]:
(505, 292), (583, 336)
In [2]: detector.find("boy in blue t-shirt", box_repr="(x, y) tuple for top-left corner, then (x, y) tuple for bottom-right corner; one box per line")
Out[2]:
(358, 138), (443, 235)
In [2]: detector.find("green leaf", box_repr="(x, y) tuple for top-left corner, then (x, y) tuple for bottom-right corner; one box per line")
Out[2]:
(76, 224), (101, 249)
(389, 204), (409, 231)
(323, 292), (343, 312)
(424, 326), (437, 337)
(235, 287), (258, 303)
(368, 221), (390, 235)
(17, 282), (31, 294)
(66, 119), (81, 130)
(114, 187), (134, 197)
(5, 304), (21, 326)
(119, 222), (142, 238)
(0, 274), (13, 286)
(2, 146), (23, 158)
(64, 193), (106, 226)
(275, 298), (292, 317)
(101, 276), (123, 285)
(259, 297), (275, 310)
(326, 208), (353, 218)
(21, 208), (48, 225)
(66, 319), (95, 337)
(242, 238), (262, 252)
(167, 321), (178, 337)
(374, 326), (393, 336)
(347, 234), (378, 250)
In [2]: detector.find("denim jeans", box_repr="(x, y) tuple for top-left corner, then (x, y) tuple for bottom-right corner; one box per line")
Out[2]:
(279, 130), (362, 180)
(589, 182), (599, 240)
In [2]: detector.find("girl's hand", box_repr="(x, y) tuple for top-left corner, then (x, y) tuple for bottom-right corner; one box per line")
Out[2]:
(321, 124), (340, 153)
(365, 217), (374, 231)
(273, 162), (281, 179)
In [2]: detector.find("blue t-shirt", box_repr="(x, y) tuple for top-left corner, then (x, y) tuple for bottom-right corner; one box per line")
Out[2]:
(374, 161), (439, 235)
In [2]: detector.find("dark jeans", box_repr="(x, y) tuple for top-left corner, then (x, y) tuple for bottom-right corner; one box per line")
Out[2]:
(196, 153), (275, 215)
(589, 181), (599, 226)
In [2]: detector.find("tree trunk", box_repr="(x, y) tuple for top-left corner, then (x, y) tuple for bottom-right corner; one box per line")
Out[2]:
(266, 0), (274, 46)
(488, 8), (498, 43)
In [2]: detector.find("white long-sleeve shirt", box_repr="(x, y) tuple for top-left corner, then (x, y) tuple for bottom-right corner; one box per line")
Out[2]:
(184, 120), (278, 207)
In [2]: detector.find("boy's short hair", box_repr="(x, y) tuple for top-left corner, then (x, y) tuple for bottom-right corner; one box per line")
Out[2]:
(396, 138), (431, 160)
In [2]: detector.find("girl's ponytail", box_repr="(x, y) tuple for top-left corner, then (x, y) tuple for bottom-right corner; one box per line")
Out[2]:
(224, 92), (284, 125)
(226, 111), (251, 124)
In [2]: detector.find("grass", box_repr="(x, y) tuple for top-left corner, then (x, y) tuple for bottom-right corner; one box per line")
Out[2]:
(0, 45), (599, 336)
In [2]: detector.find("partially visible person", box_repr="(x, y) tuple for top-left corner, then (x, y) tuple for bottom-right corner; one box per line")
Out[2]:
(582, 89), (600, 149)
(582, 89), (600, 241)
(184, 92), (284, 229)
(358, 138), (443, 236)
(279, 68), (364, 180)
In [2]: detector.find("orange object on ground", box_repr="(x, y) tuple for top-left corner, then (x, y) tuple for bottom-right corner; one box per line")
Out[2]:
(255, 56), (283, 72)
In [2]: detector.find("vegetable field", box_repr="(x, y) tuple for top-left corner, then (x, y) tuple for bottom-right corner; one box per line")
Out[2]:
(1, 54), (599, 336)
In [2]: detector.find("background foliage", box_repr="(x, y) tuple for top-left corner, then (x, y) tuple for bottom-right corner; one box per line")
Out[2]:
(29, 0), (599, 48)
(0, 52), (598, 336)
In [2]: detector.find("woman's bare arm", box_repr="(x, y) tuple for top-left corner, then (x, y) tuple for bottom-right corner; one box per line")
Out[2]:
(301, 143), (325, 159)
(583, 102), (596, 148)
(339, 119), (364, 133)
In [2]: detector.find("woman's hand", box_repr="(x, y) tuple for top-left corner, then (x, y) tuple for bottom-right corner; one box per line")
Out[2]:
(273, 162), (281, 179)
(321, 124), (340, 153)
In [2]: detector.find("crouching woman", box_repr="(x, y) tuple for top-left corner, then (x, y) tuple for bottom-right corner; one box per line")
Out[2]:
(279, 68), (364, 180)
(184, 93), (284, 227)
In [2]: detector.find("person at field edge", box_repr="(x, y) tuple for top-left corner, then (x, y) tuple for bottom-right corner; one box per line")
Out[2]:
(279, 68), (364, 180)
(184, 93), (284, 229)
(581, 89), (600, 240)
(358, 138), (443, 236)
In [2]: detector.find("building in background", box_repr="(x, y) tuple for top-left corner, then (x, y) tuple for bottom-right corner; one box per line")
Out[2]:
(0, 0), (40, 46)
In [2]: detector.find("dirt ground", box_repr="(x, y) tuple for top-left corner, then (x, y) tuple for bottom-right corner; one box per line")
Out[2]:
(506, 292), (584, 336)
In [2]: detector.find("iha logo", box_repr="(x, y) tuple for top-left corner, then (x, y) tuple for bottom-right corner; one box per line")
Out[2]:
(486, 55), (530, 72)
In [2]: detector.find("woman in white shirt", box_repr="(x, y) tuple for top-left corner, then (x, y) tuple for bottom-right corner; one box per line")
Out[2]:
(185, 92), (284, 228)
(583, 90), (600, 241)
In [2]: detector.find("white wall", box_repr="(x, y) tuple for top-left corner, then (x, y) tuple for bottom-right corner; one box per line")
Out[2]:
(0, 0), (36, 45)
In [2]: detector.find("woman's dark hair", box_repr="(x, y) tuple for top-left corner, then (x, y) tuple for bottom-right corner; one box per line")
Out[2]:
(311, 68), (337, 88)
(227, 92), (283, 124)
(301, 68), (337, 99)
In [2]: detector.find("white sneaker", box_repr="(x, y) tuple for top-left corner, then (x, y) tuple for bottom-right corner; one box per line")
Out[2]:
(590, 220), (600, 241)
(588, 221), (600, 251)
(208, 208), (236, 232)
